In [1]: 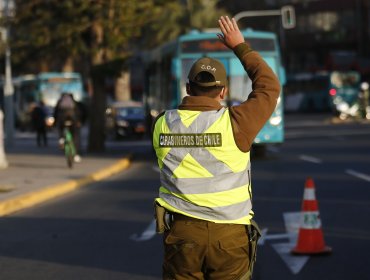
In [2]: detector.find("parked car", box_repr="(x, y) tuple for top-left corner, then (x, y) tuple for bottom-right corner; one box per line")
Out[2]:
(106, 101), (146, 139)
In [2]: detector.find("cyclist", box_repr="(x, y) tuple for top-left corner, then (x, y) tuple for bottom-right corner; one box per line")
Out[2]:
(54, 93), (83, 162)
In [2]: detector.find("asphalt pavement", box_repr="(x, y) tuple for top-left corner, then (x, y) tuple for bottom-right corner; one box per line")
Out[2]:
(0, 128), (132, 217)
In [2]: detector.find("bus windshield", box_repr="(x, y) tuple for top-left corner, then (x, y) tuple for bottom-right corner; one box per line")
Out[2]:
(181, 38), (275, 53)
(39, 77), (83, 106)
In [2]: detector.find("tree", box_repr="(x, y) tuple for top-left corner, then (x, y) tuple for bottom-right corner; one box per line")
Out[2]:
(7, 0), (227, 152)
(139, 0), (227, 49)
(187, 0), (226, 30)
(10, 0), (157, 152)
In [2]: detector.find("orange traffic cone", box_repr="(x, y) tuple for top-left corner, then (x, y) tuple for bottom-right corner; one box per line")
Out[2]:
(291, 177), (332, 255)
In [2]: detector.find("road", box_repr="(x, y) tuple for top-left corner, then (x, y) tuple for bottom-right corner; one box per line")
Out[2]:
(0, 114), (369, 279)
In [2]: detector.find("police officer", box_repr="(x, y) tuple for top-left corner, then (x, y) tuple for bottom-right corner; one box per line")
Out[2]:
(152, 16), (280, 280)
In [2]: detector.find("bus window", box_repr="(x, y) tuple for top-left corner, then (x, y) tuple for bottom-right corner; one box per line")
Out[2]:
(229, 57), (252, 103)
(160, 56), (174, 109)
(181, 38), (275, 53)
(39, 77), (83, 107)
(180, 58), (197, 98)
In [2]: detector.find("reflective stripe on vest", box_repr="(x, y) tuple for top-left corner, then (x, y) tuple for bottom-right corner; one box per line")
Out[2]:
(154, 108), (253, 224)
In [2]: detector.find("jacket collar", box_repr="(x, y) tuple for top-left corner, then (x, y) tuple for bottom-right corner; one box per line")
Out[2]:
(178, 96), (223, 111)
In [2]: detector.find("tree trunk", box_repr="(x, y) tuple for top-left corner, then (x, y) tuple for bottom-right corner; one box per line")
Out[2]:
(39, 59), (49, 72)
(115, 71), (131, 101)
(87, 20), (106, 153)
(88, 68), (106, 153)
(62, 57), (74, 72)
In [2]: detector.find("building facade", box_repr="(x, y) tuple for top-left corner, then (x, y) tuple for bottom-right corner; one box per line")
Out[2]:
(221, 0), (370, 79)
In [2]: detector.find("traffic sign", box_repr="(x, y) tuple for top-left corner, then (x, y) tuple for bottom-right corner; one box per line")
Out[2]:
(281, 5), (296, 29)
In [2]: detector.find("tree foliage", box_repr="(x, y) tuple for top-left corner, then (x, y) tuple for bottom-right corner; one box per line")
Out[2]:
(140, 0), (227, 49)
(189, 0), (226, 30)
(10, 0), (157, 72)
(9, 0), (227, 71)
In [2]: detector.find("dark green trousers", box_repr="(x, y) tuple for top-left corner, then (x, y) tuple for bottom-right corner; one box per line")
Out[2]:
(163, 214), (251, 280)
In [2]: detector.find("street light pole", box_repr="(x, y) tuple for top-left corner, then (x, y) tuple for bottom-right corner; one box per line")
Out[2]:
(0, 109), (8, 168)
(4, 32), (14, 147)
(234, 6), (296, 30)
(2, 0), (14, 147)
(234, 10), (281, 23)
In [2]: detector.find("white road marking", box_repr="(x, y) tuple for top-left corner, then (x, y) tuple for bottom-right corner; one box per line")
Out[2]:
(259, 212), (309, 275)
(258, 230), (295, 246)
(346, 169), (370, 182)
(299, 154), (322, 164)
(130, 219), (157, 241)
(271, 243), (309, 275)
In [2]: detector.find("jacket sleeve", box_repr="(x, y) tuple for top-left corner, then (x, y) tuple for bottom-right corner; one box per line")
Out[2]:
(228, 42), (281, 152)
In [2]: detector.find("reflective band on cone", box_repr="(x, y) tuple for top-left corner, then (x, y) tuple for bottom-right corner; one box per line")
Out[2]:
(291, 177), (332, 255)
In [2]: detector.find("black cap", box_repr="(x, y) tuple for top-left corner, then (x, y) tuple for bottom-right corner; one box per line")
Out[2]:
(188, 57), (227, 87)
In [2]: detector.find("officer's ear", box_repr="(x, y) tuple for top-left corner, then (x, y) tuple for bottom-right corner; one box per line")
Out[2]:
(219, 87), (228, 100)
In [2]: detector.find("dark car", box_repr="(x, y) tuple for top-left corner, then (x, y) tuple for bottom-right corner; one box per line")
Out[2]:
(106, 101), (146, 140)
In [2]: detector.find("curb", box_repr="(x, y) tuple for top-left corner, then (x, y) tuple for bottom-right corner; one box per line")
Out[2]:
(0, 157), (131, 217)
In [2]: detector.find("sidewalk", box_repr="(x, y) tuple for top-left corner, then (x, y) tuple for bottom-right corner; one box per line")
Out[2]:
(0, 130), (131, 217)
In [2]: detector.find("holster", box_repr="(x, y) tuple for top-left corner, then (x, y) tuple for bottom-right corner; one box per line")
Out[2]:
(154, 201), (170, 234)
(246, 219), (262, 279)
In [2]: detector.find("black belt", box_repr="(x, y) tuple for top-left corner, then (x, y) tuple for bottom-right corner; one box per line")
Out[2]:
(171, 212), (201, 222)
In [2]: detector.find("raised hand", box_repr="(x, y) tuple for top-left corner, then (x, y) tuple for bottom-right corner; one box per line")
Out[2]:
(217, 16), (244, 49)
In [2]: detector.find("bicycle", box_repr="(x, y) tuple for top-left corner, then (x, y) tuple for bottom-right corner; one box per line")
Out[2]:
(62, 120), (76, 168)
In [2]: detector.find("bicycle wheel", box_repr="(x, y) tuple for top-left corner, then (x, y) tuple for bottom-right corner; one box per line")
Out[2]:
(64, 129), (75, 168)
(65, 143), (74, 168)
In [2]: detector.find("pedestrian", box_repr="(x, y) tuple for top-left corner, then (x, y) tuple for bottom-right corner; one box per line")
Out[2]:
(54, 93), (83, 162)
(31, 100), (48, 147)
(152, 16), (280, 280)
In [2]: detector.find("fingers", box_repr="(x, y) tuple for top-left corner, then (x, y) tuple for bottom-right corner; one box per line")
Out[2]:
(218, 15), (243, 49)
(218, 17), (227, 34)
(219, 16), (236, 34)
(232, 17), (239, 31)
(225, 16), (234, 31)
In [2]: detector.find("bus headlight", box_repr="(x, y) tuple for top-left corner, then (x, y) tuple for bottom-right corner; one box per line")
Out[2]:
(269, 115), (282, 126)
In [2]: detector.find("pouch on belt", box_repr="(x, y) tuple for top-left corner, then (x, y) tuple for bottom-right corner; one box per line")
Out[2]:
(154, 201), (170, 233)
(246, 219), (262, 279)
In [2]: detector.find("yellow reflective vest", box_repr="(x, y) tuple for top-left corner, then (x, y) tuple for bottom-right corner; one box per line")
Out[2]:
(153, 108), (253, 224)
